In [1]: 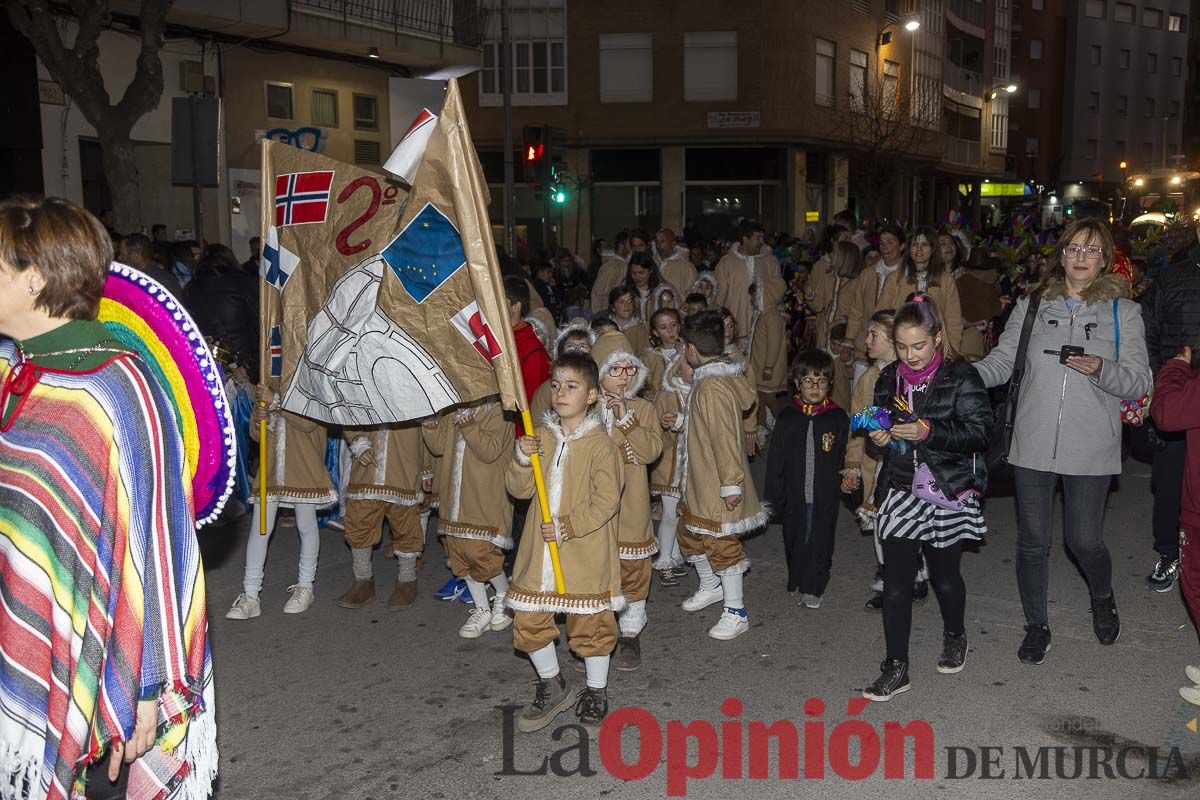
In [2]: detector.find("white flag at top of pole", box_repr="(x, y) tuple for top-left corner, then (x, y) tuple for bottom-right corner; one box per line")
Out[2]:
(384, 106), (438, 185)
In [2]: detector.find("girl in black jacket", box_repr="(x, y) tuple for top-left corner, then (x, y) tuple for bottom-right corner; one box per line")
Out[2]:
(863, 295), (993, 702)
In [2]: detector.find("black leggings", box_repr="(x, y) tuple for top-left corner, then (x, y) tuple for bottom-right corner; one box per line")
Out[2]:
(881, 538), (966, 662)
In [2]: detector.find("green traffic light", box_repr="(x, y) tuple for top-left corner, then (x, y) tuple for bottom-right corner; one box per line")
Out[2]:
(553, 189), (567, 204)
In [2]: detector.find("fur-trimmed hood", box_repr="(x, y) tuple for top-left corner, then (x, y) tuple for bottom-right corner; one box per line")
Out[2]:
(691, 270), (719, 300)
(1035, 271), (1128, 304)
(592, 330), (648, 398)
(693, 356), (754, 411)
(654, 243), (689, 266)
(649, 283), (681, 315)
(523, 315), (554, 352)
(553, 321), (597, 357)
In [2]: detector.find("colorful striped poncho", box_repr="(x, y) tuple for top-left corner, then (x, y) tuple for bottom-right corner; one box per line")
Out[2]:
(0, 338), (216, 800)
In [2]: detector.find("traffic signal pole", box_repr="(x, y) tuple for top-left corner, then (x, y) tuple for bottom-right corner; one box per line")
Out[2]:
(501, 0), (515, 258)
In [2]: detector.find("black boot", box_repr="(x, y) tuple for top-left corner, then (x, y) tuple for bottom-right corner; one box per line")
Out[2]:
(863, 658), (911, 702)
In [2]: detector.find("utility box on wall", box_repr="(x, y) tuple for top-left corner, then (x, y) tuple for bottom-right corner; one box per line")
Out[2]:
(171, 96), (222, 187)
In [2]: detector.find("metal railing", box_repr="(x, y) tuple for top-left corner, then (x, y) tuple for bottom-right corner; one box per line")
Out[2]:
(291, 0), (487, 46)
(943, 63), (982, 98)
(943, 135), (981, 166)
(947, 0), (986, 28)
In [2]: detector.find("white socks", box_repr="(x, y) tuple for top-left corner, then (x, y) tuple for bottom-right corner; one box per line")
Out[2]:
(464, 576), (490, 608)
(294, 505), (320, 588)
(584, 655), (610, 689)
(619, 599), (647, 637)
(489, 573), (509, 597)
(529, 643), (560, 679)
(721, 569), (745, 610)
(397, 553), (418, 583)
(654, 496), (682, 568)
(351, 547), (373, 580)
(693, 557), (721, 591)
(243, 502), (320, 593)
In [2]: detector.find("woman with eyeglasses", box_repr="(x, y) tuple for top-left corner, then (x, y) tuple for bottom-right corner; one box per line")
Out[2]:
(607, 283), (651, 357)
(974, 219), (1152, 666)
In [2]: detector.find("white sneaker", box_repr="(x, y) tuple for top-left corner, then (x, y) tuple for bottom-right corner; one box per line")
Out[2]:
(1186, 665), (1200, 685)
(490, 594), (513, 631)
(1180, 685), (1200, 706)
(801, 593), (823, 609)
(459, 607), (493, 638)
(282, 584), (314, 614)
(225, 593), (261, 620)
(708, 609), (750, 640)
(682, 586), (724, 612)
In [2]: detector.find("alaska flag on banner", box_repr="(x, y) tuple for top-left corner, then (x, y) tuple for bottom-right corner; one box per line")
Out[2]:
(262, 79), (523, 426)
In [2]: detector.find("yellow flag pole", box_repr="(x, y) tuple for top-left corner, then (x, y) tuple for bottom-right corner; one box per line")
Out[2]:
(258, 137), (270, 535)
(521, 408), (566, 594)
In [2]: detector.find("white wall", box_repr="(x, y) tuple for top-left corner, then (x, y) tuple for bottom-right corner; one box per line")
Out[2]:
(37, 26), (229, 243)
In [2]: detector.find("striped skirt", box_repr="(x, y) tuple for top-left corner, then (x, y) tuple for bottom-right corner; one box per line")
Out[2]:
(876, 488), (987, 548)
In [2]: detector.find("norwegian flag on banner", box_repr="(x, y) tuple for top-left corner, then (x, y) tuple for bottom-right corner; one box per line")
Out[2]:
(274, 170), (335, 226)
(450, 301), (503, 362)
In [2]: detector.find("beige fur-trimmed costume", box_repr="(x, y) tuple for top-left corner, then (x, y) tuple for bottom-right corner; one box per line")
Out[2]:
(253, 409), (337, 507)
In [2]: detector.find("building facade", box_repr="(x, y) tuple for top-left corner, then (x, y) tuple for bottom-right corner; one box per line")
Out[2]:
(460, 0), (1014, 251)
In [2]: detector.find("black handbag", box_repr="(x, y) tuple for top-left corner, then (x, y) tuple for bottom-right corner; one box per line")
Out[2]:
(986, 294), (1041, 482)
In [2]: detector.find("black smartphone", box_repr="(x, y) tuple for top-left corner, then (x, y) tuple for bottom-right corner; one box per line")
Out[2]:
(1042, 344), (1085, 364)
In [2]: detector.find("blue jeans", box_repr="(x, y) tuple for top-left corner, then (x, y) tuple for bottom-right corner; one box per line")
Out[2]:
(1013, 466), (1114, 626)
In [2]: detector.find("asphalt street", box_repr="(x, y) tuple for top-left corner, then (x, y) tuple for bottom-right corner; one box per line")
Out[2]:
(198, 451), (1200, 800)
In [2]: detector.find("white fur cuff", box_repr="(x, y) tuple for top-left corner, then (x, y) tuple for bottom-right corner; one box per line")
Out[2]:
(349, 436), (372, 459)
(719, 484), (743, 498)
(514, 441), (532, 466)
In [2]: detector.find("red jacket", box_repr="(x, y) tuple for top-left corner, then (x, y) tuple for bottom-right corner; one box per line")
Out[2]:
(513, 321), (550, 435)
(1150, 358), (1200, 529)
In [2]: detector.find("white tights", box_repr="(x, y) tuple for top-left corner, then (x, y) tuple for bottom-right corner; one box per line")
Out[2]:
(243, 501), (321, 596)
(653, 495), (683, 569)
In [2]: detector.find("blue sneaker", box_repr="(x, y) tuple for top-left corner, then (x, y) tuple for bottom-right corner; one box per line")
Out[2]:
(433, 576), (466, 601)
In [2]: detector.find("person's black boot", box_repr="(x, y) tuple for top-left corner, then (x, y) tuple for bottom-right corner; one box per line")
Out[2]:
(863, 658), (911, 702)
(1091, 593), (1121, 645)
(936, 632), (967, 674)
(1017, 624), (1052, 664)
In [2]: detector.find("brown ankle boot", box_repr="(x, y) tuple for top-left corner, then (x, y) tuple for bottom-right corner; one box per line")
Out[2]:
(615, 636), (642, 671)
(389, 580), (417, 610)
(335, 579), (376, 609)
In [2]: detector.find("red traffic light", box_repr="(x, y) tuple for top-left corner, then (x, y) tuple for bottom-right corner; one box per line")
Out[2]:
(525, 143), (544, 162)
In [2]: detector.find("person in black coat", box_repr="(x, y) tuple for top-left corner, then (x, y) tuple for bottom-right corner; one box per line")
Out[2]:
(862, 295), (993, 702)
(185, 244), (260, 376)
(765, 350), (850, 607)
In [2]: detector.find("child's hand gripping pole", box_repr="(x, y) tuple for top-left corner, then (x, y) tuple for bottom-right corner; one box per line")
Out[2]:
(521, 409), (566, 594)
(258, 408), (268, 535)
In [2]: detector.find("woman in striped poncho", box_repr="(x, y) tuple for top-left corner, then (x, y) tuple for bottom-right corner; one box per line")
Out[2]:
(0, 197), (215, 800)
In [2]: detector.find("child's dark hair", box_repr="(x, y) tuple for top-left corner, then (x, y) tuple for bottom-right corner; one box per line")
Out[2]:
(649, 307), (683, 347)
(608, 283), (636, 311)
(792, 348), (835, 384)
(893, 294), (952, 358)
(590, 316), (618, 335)
(684, 292), (708, 306)
(503, 274), (530, 317)
(552, 353), (599, 392)
(682, 309), (725, 357)
(557, 328), (592, 357)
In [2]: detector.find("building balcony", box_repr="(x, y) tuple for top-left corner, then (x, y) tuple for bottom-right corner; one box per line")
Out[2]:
(944, 135), (981, 167)
(947, 0), (987, 38)
(292, 0), (486, 47)
(943, 64), (983, 101)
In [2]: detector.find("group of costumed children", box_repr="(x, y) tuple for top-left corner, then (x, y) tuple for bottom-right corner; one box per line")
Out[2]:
(225, 262), (990, 726)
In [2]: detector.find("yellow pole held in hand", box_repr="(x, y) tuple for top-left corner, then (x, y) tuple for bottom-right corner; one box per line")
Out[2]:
(521, 409), (565, 594)
(258, 409), (268, 535)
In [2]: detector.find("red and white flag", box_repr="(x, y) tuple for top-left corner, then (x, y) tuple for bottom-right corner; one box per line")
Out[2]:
(384, 107), (438, 185)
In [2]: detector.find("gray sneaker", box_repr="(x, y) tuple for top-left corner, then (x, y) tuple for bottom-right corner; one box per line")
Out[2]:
(225, 593), (261, 620)
(1147, 556), (1180, 593)
(517, 674), (576, 733)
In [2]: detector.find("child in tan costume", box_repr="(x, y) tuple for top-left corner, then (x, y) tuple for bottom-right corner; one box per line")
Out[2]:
(677, 311), (770, 641)
(506, 354), (624, 733)
(592, 330), (663, 671)
(337, 422), (426, 610)
(423, 398), (514, 638)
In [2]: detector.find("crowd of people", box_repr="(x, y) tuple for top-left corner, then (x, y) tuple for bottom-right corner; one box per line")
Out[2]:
(211, 209), (1200, 725)
(6, 194), (1200, 798)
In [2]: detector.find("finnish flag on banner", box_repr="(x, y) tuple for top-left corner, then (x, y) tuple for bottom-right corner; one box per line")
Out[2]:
(260, 225), (300, 291)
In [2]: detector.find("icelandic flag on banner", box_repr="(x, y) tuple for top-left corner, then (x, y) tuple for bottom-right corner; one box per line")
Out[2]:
(269, 325), (283, 377)
(383, 107), (438, 185)
(261, 225), (300, 291)
(274, 170), (335, 226)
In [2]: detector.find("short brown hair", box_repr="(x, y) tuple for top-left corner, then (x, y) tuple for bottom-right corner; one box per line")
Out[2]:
(682, 309), (725, 357)
(0, 196), (111, 321)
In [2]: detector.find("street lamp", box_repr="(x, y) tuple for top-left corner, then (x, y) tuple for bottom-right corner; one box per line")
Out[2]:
(878, 16), (920, 46)
(987, 83), (1019, 101)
